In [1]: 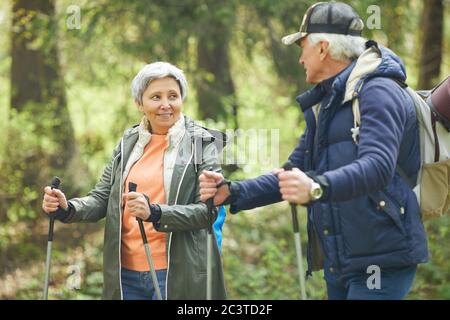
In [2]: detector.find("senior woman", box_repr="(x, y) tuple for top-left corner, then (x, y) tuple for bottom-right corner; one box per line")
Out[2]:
(42, 62), (227, 300)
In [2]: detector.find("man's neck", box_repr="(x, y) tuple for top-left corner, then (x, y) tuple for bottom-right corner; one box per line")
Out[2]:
(319, 59), (352, 83)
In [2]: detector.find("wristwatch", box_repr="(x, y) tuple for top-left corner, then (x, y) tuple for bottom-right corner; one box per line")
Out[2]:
(309, 182), (323, 201)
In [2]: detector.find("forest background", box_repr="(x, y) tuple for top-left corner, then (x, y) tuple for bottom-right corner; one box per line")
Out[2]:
(0, 0), (448, 299)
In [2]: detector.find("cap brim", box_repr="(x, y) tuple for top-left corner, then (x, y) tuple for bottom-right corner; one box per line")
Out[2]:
(281, 32), (308, 46)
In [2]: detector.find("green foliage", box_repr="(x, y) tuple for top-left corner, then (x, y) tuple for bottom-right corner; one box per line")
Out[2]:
(408, 216), (450, 299)
(0, 106), (58, 222)
(222, 204), (327, 299)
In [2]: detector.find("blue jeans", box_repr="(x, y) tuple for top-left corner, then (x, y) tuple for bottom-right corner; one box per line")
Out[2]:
(324, 264), (417, 300)
(121, 268), (167, 300)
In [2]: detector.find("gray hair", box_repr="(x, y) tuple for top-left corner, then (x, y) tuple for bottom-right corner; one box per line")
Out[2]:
(131, 61), (188, 104)
(307, 33), (367, 61)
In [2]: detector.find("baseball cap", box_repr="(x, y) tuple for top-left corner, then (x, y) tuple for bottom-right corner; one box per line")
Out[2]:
(282, 2), (364, 46)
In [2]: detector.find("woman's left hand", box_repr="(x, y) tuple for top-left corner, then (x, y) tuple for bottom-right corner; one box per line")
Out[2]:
(123, 192), (151, 220)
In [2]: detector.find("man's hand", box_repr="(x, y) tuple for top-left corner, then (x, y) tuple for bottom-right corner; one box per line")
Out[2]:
(199, 171), (231, 206)
(123, 192), (151, 220)
(274, 167), (314, 205)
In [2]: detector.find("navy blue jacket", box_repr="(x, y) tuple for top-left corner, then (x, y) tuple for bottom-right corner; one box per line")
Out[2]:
(230, 46), (429, 274)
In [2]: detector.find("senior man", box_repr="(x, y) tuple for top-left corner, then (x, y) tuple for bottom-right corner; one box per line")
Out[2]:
(200, 2), (428, 300)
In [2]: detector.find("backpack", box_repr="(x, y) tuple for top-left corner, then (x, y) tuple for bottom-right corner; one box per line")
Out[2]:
(348, 43), (450, 219)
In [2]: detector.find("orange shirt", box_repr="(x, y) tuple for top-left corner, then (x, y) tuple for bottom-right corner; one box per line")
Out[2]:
(121, 134), (168, 271)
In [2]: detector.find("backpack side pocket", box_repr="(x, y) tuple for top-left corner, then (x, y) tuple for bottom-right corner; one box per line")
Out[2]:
(419, 159), (450, 218)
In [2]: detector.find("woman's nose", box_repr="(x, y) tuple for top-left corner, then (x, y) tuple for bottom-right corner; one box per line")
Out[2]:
(160, 99), (170, 108)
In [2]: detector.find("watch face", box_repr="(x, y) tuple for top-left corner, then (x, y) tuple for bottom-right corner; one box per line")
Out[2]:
(311, 183), (323, 200)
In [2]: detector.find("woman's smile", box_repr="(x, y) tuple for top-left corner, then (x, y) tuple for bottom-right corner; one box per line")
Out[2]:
(156, 112), (174, 120)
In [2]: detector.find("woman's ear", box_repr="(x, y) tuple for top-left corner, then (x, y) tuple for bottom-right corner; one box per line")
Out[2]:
(135, 100), (143, 112)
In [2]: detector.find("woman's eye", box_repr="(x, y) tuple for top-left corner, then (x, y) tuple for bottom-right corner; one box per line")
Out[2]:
(169, 95), (178, 100)
(151, 95), (160, 100)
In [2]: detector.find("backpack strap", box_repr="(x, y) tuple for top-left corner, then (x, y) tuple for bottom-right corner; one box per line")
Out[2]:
(390, 78), (408, 89)
(350, 77), (422, 188)
(351, 94), (361, 144)
(350, 77), (408, 145)
(403, 84), (443, 163)
(431, 111), (441, 162)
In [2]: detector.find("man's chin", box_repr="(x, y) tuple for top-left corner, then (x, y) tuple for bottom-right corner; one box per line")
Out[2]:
(305, 76), (319, 84)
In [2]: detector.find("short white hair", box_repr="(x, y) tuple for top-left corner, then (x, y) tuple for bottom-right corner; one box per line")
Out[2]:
(307, 33), (367, 61)
(131, 61), (188, 104)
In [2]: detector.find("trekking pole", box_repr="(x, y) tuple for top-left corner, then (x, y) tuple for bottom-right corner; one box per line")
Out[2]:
(282, 162), (307, 300)
(206, 196), (214, 300)
(128, 182), (162, 300)
(43, 176), (61, 300)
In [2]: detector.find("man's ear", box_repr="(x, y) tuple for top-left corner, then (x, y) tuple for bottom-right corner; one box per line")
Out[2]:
(319, 41), (330, 61)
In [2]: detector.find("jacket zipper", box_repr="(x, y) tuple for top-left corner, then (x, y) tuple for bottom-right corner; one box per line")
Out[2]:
(165, 134), (193, 300)
(110, 153), (121, 186)
(118, 138), (124, 300)
(306, 211), (314, 277)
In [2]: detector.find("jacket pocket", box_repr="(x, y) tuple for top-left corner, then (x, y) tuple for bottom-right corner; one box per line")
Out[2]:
(368, 191), (407, 236)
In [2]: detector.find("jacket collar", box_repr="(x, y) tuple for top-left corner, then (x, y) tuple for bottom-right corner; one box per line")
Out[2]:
(296, 61), (356, 112)
(133, 114), (186, 149)
(296, 42), (408, 112)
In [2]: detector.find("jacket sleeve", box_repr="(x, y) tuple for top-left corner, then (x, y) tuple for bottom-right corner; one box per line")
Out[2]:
(322, 78), (409, 202)
(64, 140), (121, 223)
(229, 174), (281, 213)
(157, 141), (221, 232)
(228, 132), (307, 213)
(288, 132), (307, 171)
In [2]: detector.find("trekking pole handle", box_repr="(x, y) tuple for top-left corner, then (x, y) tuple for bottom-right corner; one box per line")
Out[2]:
(51, 176), (61, 190)
(281, 162), (300, 234)
(128, 182), (149, 243)
(206, 198), (214, 234)
(48, 176), (61, 242)
(128, 182), (137, 193)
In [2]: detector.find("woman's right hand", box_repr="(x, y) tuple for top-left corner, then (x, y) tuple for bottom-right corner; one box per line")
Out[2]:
(42, 186), (68, 214)
(199, 171), (231, 206)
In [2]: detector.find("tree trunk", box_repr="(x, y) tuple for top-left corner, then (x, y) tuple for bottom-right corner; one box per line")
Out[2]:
(196, 17), (238, 128)
(7, 0), (76, 220)
(418, 0), (443, 89)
